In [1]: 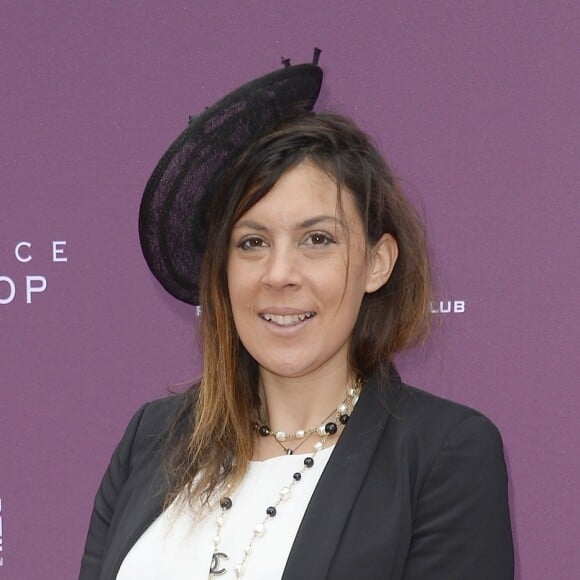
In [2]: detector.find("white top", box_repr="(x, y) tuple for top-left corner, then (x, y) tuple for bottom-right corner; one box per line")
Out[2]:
(117, 446), (335, 579)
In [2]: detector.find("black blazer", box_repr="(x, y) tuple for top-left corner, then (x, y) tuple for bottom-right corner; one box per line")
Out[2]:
(79, 372), (514, 579)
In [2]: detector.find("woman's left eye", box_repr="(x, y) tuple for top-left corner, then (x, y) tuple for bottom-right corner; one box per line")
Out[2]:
(304, 232), (334, 246)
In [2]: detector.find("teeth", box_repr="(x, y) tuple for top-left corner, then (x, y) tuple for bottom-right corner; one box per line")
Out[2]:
(262, 312), (314, 326)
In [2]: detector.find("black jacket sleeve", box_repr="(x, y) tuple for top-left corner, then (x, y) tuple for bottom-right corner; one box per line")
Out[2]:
(78, 403), (149, 579)
(401, 414), (514, 579)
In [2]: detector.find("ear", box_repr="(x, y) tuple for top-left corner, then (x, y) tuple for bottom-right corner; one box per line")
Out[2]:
(365, 233), (398, 293)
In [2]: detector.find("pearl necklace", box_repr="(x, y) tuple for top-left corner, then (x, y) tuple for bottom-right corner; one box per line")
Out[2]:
(208, 380), (362, 578)
(253, 378), (361, 455)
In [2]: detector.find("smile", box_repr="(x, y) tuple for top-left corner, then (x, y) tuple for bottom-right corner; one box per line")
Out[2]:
(260, 312), (316, 327)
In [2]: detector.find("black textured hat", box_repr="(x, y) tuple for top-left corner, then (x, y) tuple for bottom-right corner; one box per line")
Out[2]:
(139, 50), (323, 305)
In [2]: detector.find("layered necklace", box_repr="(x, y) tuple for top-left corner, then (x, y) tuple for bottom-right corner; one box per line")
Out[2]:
(208, 379), (362, 578)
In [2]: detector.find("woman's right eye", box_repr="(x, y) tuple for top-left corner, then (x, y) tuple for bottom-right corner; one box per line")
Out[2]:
(238, 236), (267, 250)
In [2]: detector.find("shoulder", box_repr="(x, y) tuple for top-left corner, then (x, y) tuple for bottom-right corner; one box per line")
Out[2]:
(116, 391), (191, 470)
(392, 382), (502, 442)
(370, 371), (503, 443)
(367, 375), (507, 483)
(137, 392), (185, 433)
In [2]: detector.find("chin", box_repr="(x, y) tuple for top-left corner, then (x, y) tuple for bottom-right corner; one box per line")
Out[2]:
(252, 352), (317, 380)
(259, 362), (312, 380)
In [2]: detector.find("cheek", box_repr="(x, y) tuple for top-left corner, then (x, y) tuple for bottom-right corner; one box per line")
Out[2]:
(227, 260), (252, 310)
(341, 250), (371, 296)
(226, 255), (239, 289)
(226, 263), (238, 308)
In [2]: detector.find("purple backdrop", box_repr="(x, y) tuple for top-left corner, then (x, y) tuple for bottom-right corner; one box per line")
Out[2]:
(1, 1), (578, 578)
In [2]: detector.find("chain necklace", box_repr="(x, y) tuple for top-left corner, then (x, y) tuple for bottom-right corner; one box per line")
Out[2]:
(270, 406), (335, 455)
(252, 378), (361, 455)
(208, 379), (362, 578)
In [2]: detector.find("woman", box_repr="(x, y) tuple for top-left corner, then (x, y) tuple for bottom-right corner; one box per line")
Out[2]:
(80, 54), (513, 579)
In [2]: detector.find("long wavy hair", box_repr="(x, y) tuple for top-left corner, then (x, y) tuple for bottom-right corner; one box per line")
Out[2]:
(163, 112), (432, 508)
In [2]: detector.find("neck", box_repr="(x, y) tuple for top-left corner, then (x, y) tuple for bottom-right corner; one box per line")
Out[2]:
(258, 364), (353, 433)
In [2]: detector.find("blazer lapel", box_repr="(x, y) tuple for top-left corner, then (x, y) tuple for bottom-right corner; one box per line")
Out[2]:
(282, 372), (401, 580)
(99, 449), (167, 580)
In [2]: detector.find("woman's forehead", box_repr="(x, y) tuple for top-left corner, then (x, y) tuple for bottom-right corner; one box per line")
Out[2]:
(235, 161), (359, 225)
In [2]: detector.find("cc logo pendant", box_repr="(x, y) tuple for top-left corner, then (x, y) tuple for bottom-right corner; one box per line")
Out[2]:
(209, 552), (229, 576)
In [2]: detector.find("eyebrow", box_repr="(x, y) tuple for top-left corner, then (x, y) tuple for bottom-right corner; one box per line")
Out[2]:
(233, 215), (344, 231)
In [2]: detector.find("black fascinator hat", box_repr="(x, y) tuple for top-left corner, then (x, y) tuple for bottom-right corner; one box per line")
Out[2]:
(139, 49), (323, 305)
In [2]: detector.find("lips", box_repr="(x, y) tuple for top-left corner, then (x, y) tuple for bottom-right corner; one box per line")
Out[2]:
(260, 312), (316, 327)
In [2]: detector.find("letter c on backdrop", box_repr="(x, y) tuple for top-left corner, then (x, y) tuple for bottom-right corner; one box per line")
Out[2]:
(15, 241), (32, 263)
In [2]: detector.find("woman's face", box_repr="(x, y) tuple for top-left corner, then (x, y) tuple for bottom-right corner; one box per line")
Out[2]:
(227, 160), (395, 382)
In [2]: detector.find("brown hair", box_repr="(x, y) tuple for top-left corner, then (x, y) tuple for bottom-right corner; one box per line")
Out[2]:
(164, 112), (432, 507)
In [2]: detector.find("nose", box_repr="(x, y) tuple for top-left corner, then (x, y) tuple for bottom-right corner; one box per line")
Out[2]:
(261, 245), (301, 289)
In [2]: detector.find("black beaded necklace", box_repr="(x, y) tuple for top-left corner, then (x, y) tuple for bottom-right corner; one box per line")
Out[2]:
(208, 379), (362, 578)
